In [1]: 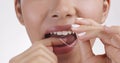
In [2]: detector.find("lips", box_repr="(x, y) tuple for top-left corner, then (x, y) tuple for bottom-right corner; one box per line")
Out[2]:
(44, 25), (77, 54)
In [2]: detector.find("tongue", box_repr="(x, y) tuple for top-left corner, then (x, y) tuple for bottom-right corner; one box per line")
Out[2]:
(52, 35), (76, 47)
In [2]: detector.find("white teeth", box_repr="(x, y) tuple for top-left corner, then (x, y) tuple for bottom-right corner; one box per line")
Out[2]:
(62, 31), (69, 35)
(68, 31), (72, 35)
(50, 31), (75, 36)
(50, 32), (53, 35)
(72, 32), (75, 34)
(57, 32), (62, 35)
(53, 32), (57, 35)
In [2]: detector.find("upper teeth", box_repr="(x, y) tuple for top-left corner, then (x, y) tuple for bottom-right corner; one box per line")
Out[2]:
(50, 31), (75, 36)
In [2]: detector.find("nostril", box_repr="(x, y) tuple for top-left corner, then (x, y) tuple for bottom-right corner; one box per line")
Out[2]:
(52, 15), (59, 18)
(66, 14), (72, 17)
(52, 14), (72, 18)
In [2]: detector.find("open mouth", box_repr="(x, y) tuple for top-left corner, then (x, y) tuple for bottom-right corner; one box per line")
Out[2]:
(44, 31), (77, 47)
(44, 25), (77, 54)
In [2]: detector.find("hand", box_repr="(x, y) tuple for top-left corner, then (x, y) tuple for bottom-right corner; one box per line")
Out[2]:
(9, 38), (59, 63)
(72, 18), (120, 63)
(99, 26), (120, 63)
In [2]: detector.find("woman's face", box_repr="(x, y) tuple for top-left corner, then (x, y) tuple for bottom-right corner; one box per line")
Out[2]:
(15, 0), (109, 58)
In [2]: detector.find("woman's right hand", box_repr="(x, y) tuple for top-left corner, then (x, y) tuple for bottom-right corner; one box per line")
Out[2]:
(9, 38), (58, 63)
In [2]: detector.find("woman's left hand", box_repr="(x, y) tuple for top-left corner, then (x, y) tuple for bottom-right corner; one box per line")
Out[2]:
(72, 18), (120, 63)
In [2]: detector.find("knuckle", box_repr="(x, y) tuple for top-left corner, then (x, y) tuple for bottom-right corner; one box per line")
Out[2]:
(37, 49), (44, 54)
(33, 43), (43, 48)
(26, 55), (41, 63)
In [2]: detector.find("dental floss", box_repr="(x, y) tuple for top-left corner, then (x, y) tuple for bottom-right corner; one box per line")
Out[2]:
(54, 24), (84, 47)
(59, 38), (73, 47)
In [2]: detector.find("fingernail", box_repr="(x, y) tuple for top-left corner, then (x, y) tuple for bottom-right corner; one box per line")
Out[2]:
(76, 18), (84, 20)
(72, 24), (80, 28)
(76, 18), (90, 25)
(78, 32), (86, 37)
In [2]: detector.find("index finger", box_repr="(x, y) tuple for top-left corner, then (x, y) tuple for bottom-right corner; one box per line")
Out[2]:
(104, 26), (120, 34)
(35, 38), (61, 47)
(75, 18), (100, 26)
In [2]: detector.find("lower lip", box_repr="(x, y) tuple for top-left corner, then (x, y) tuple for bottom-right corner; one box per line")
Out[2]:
(53, 40), (77, 55)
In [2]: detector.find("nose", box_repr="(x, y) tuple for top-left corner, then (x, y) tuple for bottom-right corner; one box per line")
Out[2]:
(48, 0), (76, 20)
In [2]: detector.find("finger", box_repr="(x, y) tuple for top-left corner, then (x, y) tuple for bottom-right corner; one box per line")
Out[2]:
(111, 35), (120, 48)
(84, 55), (107, 63)
(15, 44), (57, 63)
(25, 48), (57, 63)
(37, 58), (53, 63)
(98, 34), (120, 62)
(29, 56), (52, 63)
(100, 33), (120, 63)
(77, 36), (94, 61)
(35, 38), (60, 47)
(31, 58), (50, 63)
(99, 33), (120, 48)
(10, 38), (59, 63)
(105, 45), (120, 63)
(35, 44), (57, 59)
(77, 31), (100, 41)
(75, 18), (100, 26)
(29, 44), (57, 60)
(74, 18), (90, 25)
(13, 38), (59, 61)
(104, 26), (120, 34)
(72, 25), (103, 33)
(73, 25), (120, 47)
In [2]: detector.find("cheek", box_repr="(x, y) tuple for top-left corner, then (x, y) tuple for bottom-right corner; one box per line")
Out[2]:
(21, 1), (50, 42)
(21, 3), (49, 25)
(75, 0), (103, 23)
(21, 0), (52, 30)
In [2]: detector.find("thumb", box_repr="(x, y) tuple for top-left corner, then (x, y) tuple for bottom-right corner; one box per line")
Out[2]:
(34, 38), (60, 51)
(35, 38), (60, 46)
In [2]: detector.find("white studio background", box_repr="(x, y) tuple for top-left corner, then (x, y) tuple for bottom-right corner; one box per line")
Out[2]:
(0, 0), (120, 63)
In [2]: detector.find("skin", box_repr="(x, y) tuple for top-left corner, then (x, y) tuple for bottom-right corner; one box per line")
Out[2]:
(9, 0), (120, 63)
